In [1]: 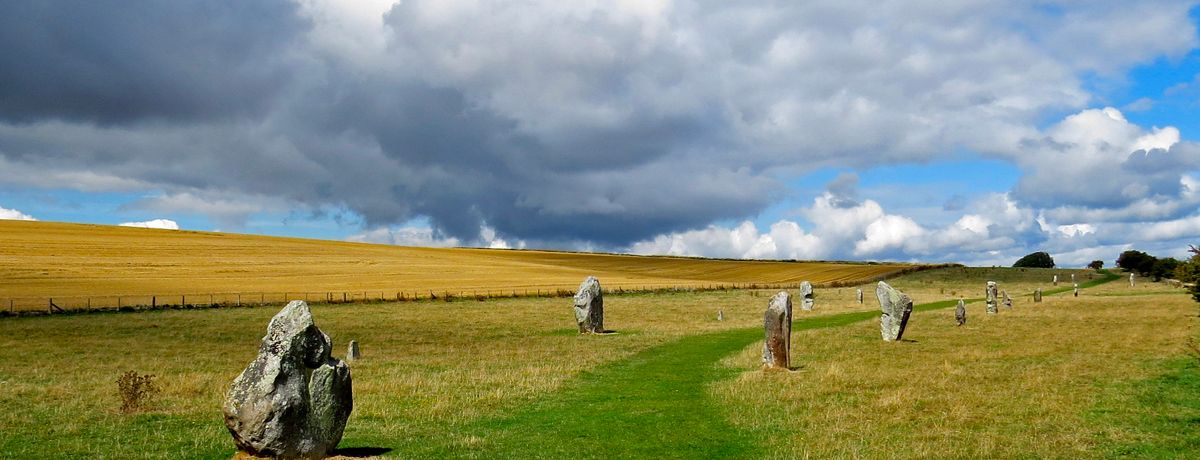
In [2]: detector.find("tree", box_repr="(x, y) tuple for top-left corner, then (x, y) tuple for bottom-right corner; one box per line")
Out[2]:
(1116, 250), (1157, 275)
(1150, 257), (1181, 281)
(1087, 260), (1104, 270)
(1013, 251), (1055, 268)
(1178, 245), (1200, 304)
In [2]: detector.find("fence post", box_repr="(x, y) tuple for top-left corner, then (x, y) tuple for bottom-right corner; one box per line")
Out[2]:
(9, 299), (13, 313)
(210, 294), (214, 306)
(237, 294), (241, 306)
(261, 293), (265, 304)
(118, 296), (121, 308)
(181, 295), (185, 306)
(152, 296), (156, 308)
(87, 297), (91, 309)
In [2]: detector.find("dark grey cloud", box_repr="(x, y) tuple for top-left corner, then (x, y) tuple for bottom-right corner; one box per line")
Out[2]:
(0, 1), (307, 124)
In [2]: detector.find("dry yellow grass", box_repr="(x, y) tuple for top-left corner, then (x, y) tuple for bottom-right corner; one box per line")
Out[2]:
(713, 286), (1197, 459)
(0, 220), (917, 311)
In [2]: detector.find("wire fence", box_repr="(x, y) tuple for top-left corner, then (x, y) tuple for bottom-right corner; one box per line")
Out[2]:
(1, 280), (864, 317)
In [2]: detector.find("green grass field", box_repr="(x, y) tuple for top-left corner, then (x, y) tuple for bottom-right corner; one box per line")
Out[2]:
(0, 266), (1196, 458)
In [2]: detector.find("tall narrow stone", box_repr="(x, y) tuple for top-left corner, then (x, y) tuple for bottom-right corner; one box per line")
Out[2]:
(799, 281), (814, 311)
(573, 276), (604, 334)
(1002, 290), (1013, 309)
(1130, 273), (1135, 287)
(1071, 273), (1076, 283)
(1073, 283), (1079, 297)
(856, 288), (864, 304)
(762, 291), (793, 369)
(955, 299), (966, 326)
(877, 281), (913, 341)
(1034, 288), (1042, 303)
(717, 308), (724, 321)
(346, 340), (360, 362)
(985, 281), (998, 314)
(224, 301), (353, 459)
(1053, 274), (1058, 286)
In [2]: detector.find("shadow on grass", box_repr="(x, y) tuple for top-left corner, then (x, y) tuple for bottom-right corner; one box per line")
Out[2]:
(331, 446), (394, 457)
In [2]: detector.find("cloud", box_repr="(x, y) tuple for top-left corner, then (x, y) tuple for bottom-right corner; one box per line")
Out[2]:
(0, 205), (35, 221)
(0, 1), (1196, 254)
(119, 219), (180, 230)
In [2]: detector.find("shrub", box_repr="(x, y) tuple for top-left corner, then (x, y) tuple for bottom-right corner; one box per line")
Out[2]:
(1013, 251), (1055, 268)
(116, 370), (160, 413)
(1116, 250), (1157, 275)
(1087, 260), (1104, 270)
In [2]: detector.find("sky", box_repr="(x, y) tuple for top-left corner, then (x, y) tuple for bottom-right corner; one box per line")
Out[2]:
(1, 1), (1200, 267)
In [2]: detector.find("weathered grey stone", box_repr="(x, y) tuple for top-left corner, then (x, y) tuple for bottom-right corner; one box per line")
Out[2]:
(1034, 288), (1042, 303)
(717, 308), (724, 321)
(224, 301), (353, 459)
(955, 299), (966, 326)
(1002, 290), (1013, 309)
(1073, 283), (1079, 297)
(573, 276), (604, 333)
(1130, 273), (1136, 287)
(1071, 273), (1076, 283)
(985, 281), (998, 314)
(799, 281), (814, 311)
(1053, 274), (1058, 286)
(877, 281), (913, 341)
(347, 340), (360, 361)
(762, 291), (792, 369)
(856, 288), (864, 304)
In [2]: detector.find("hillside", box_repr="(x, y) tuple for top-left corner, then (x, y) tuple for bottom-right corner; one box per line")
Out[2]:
(0, 220), (923, 310)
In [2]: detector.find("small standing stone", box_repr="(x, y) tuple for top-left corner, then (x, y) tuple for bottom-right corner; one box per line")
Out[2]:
(1053, 274), (1058, 286)
(799, 281), (814, 311)
(573, 276), (604, 334)
(985, 281), (998, 314)
(856, 288), (864, 304)
(877, 281), (913, 341)
(1034, 288), (1042, 303)
(955, 299), (966, 326)
(717, 308), (724, 321)
(1002, 290), (1013, 309)
(1071, 273), (1076, 283)
(1073, 283), (1079, 297)
(762, 292), (793, 369)
(347, 340), (360, 361)
(1130, 273), (1135, 287)
(223, 301), (353, 459)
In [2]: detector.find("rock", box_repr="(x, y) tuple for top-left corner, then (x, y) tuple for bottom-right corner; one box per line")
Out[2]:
(1034, 288), (1042, 303)
(347, 340), (360, 361)
(1053, 274), (1058, 286)
(856, 288), (863, 304)
(1130, 273), (1136, 287)
(762, 291), (793, 369)
(1071, 273), (1076, 283)
(1002, 290), (1013, 309)
(1073, 283), (1079, 297)
(573, 276), (604, 333)
(955, 299), (966, 326)
(799, 281), (814, 311)
(877, 281), (913, 341)
(224, 301), (353, 459)
(717, 308), (724, 321)
(985, 281), (998, 314)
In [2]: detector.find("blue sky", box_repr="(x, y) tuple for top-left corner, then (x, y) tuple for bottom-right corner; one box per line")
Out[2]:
(2, 1), (1200, 267)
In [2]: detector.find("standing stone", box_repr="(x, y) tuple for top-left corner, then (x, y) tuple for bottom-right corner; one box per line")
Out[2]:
(1002, 290), (1013, 310)
(1073, 283), (1079, 297)
(1071, 273), (1076, 283)
(717, 308), (724, 321)
(985, 281), (998, 314)
(1130, 273), (1136, 287)
(877, 281), (914, 341)
(1053, 274), (1059, 286)
(224, 301), (353, 459)
(799, 281), (814, 311)
(1034, 288), (1042, 303)
(856, 288), (864, 304)
(762, 292), (793, 369)
(573, 276), (604, 334)
(954, 299), (966, 326)
(347, 340), (360, 362)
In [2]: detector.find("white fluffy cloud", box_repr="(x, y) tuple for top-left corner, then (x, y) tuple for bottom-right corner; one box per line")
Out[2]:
(118, 219), (180, 230)
(0, 205), (35, 221)
(347, 223), (524, 249)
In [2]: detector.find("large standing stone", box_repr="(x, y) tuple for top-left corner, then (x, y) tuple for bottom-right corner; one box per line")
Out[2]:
(955, 299), (966, 326)
(799, 281), (814, 311)
(762, 291), (793, 369)
(1034, 288), (1042, 303)
(1002, 290), (1013, 310)
(1130, 273), (1136, 287)
(573, 276), (604, 334)
(985, 281), (998, 314)
(877, 281), (913, 341)
(856, 288), (864, 304)
(224, 301), (353, 459)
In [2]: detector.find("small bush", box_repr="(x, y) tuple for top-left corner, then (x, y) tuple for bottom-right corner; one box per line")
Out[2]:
(116, 370), (160, 413)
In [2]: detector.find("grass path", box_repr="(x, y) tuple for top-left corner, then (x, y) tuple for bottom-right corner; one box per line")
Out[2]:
(429, 274), (1121, 458)
(438, 299), (961, 458)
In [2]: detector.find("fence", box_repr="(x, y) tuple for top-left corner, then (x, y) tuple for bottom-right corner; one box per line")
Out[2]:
(0, 281), (852, 317)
